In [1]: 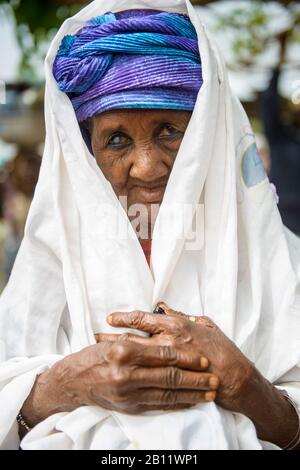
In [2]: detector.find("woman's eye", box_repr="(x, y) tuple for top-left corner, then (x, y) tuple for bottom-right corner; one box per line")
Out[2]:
(107, 133), (129, 147)
(159, 125), (181, 139)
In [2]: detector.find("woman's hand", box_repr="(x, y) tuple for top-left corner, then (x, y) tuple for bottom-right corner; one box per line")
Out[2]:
(21, 339), (219, 428)
(96, 303), (300, 448)
(96, 303), (253, 414)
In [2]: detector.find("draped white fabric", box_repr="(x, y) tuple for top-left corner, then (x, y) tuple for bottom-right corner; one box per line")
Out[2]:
(0, 0), (300, 450)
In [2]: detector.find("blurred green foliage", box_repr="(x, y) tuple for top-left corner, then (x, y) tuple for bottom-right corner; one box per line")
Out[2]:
(0, 0), (83, 35)
(214, 1), (300, 67)
(0, 0), (84, 82)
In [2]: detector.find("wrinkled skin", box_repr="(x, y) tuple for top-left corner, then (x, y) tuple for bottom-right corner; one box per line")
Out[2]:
(22, 340), (219, 429)
(95, 303), (253, 414)
(90, 109), (191, 238)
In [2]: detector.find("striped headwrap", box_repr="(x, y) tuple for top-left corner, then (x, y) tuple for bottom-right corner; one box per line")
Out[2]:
(53, 9), (203, 123)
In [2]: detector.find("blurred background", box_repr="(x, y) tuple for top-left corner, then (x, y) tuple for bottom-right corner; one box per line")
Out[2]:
(0, 0), (299, 290)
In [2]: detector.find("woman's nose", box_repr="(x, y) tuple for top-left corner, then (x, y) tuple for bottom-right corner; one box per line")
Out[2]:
(129, 145), (169, 182)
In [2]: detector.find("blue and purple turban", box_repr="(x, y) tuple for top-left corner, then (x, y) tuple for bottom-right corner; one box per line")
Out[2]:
(53, 9), (203, 123)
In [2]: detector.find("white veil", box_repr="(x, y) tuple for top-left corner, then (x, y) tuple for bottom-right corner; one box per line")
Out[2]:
(0, 0), (300, 450)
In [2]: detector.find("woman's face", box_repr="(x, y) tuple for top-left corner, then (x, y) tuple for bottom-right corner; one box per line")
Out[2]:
(90, 109), (192, 238)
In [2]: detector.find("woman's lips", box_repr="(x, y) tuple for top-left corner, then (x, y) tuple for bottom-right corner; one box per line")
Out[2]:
(131, 185), (166, 203)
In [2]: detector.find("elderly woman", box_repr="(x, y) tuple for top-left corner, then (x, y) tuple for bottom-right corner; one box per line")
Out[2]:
(0, 0), (300, 450)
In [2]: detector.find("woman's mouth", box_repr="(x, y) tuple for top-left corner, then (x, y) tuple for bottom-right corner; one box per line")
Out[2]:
(131, 185), (166, 204)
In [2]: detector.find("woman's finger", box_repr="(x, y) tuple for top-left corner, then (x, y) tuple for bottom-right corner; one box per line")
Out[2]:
(108, 342), (209, 371)
(157, 302), (201, 323)
(132, 387), (217, 406)
(95, 332), (152, 346)
(130, 367), (219, 391)
(95, 333), (119, 343)
(134, 343), (209, 371)
(107, 310), (183, 335)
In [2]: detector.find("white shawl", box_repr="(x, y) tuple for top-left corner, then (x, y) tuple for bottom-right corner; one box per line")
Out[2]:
(1, 0), (300, 450)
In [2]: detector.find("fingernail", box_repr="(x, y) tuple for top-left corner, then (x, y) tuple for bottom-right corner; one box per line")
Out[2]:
(205, 391), (216, 401)
(200, 357), (209, 369)
(209, 377), (219, 390)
